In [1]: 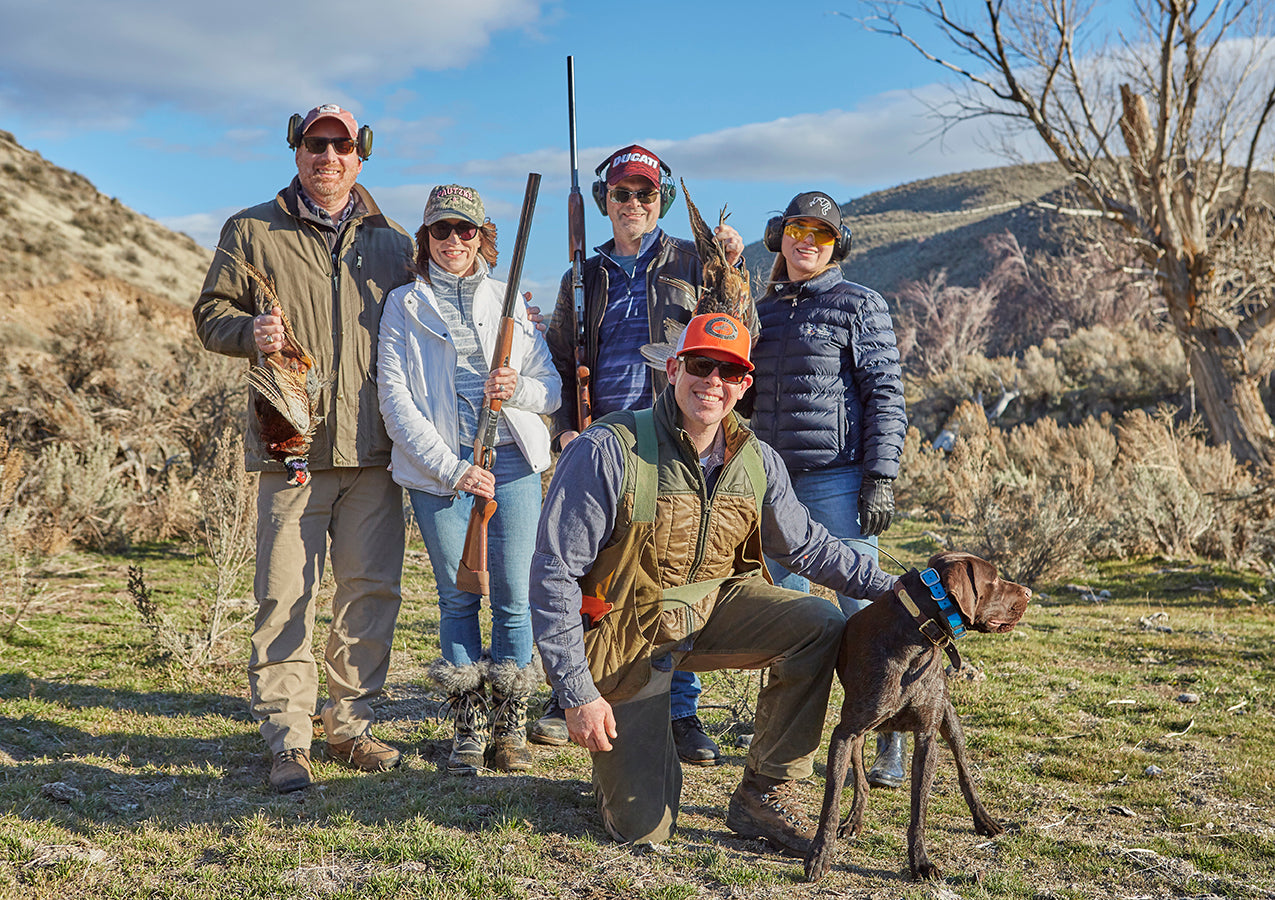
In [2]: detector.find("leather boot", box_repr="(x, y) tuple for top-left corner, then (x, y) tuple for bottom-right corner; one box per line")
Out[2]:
(429, 658), (488, 776)
(867, 731), (906, 788)
(486, 658), (542, 772)
(725, 767), (817, 855)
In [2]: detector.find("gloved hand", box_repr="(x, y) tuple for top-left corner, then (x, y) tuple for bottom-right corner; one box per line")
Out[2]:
(858, 477), (894, 536)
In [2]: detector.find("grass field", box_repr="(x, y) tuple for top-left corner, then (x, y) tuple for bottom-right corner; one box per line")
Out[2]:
(1, 518), (1272, 899)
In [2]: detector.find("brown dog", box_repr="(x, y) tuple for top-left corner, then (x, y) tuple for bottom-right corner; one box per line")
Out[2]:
(804, 551), (1031, 882)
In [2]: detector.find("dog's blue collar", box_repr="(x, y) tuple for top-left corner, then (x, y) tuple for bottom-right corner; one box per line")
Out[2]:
(920, 567), (967, 640)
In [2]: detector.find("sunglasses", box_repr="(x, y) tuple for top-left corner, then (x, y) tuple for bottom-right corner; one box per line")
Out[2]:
(608, 187), (661, 205)
(784, 221), (837, 246)
(300, 136), (357, 156)
(427, 221), (480, 242)
(680, 354), (750, 384)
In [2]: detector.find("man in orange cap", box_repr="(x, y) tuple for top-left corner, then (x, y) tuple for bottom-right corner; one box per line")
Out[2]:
(529, 313), (898, 854)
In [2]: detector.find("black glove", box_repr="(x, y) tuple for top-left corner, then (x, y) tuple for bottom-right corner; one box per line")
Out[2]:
(858, 477), (894, 536)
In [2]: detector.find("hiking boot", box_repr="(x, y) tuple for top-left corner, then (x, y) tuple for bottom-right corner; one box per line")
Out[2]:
(448, 692), (487, 776)
(726, 768), (816, 855)
(428, 658), (489, 776)
(269, 747), (313, 793)
(867, 732), (906, 789)
(486, 659), (541, 773)
(528, 692), (570, 746)
(672, 715), (721, 766)
(327, 732), (401, 772)
(488, 689), (532, 772)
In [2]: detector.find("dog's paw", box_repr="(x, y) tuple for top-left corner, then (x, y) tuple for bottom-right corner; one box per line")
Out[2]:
(974, 815), (1004, 837)
(803, 843), (835, 882)
(912, 860), (943, 881)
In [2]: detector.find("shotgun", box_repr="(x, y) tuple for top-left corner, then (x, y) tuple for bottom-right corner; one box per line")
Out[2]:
(456, 172), (541, 596)
(566, 55), (593, 433)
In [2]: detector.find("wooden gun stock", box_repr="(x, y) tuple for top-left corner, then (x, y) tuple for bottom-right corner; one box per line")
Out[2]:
(456, 495), (497, 596)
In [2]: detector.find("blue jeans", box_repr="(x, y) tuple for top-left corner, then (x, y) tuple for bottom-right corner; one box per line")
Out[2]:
(408, 444), (539, 668)
(765, 463), (878, 616)
(670, 670), (701, 720)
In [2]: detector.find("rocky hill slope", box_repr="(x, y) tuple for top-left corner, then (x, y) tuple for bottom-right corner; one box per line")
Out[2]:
(0, 129), (211, 352)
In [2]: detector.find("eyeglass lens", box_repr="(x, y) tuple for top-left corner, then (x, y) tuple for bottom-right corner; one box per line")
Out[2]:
(609, 188), (660, 204)
(682, 355), (748, 384)
(428, 221), (479, 241)
(301, 136), (357, 155)
(784, 222), (836, 246)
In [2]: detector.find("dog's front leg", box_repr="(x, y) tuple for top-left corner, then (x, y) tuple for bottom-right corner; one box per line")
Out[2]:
(908, 730), (942, 880)
(804, 724), (859, 882)
(941, 700), (1003, 836)
(839, 731), (868, 840)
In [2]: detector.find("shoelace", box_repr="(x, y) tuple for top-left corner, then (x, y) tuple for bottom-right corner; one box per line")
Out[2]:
(489, 695), (527, 738)
(437, 690), (488, 730)
(760, 784), (810, 829)
(277, 747), (308, 763)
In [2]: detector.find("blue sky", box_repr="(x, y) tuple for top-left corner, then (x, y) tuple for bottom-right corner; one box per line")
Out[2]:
(0, 0), (1039, 299)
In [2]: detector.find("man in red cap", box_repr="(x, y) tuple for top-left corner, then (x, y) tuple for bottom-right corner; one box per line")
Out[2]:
(194, 104), (413, 793)
(536, 143), (749, 763)
(529, 313), (898, 854)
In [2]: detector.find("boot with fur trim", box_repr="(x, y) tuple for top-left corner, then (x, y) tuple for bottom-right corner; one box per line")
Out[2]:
(428, 658), (488, 776)
(486, 657), (543, 772)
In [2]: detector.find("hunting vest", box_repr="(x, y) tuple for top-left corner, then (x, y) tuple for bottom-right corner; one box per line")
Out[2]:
(580, 391), (768, 701)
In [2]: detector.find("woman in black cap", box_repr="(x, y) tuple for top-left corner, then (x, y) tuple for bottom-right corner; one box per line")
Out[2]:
(743, 190), (909, 786)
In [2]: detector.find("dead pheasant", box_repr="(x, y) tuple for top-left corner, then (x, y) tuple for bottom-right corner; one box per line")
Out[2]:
(640, 179), (754, 370)
(218, 248), (324, 487)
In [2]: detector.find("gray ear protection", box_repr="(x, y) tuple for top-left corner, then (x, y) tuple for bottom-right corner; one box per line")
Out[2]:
(287, 113), (373, 161)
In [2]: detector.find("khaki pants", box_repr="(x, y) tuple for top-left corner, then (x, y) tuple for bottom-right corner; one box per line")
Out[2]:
(249, 466), (405, 753)
(590, 576), (845, 843)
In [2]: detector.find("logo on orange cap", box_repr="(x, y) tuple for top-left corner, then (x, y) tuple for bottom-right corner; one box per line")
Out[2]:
(676, 313), (753, 371)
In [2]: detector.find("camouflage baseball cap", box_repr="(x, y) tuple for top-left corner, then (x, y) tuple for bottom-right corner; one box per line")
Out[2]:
(423, 184), (486, 227)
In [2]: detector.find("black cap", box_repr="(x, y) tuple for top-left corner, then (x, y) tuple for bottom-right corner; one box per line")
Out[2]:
(783, 191), (842, 230)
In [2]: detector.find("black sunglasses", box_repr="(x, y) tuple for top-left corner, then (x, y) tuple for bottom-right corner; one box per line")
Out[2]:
(608, 187), (660, 205)
(681, 355), (749, 384)
(427, 221), (480, 242)
(300, 136), (357, 156)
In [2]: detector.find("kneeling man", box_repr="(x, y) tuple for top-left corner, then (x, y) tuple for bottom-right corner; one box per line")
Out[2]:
(529, 313), (897, 852)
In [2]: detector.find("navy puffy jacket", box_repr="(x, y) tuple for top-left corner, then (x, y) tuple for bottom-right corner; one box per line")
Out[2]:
(746, 268), (906, 478)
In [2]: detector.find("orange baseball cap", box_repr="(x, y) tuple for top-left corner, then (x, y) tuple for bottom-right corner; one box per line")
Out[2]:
(675, 313), (753, 371)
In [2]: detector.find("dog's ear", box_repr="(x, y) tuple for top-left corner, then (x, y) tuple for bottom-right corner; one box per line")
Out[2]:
(929, 552), (986, 623)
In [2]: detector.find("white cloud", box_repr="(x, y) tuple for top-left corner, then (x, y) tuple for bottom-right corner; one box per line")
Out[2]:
(0, 0), (542, 127)
(459, 86), (1041, 196)
(160, 208), (239, 249)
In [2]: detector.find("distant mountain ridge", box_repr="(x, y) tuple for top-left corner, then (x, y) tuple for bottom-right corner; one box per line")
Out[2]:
(1, 127), (1080, 348)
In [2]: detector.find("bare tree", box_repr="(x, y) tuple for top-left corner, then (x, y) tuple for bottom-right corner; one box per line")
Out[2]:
(859, 0), (1275, 466)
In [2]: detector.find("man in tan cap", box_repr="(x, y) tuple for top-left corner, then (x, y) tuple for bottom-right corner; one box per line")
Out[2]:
(194, 104), (413, 793)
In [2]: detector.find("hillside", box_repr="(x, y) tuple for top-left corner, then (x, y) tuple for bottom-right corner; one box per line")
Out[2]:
(743, 162), (1077, 297)
(0, 130), (211, 352)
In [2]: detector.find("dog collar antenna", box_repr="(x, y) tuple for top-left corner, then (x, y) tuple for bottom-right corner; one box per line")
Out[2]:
(894, 568), (965, 669)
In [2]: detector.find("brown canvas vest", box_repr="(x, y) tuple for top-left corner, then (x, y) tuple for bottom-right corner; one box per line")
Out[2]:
(580, 394), (768, 701)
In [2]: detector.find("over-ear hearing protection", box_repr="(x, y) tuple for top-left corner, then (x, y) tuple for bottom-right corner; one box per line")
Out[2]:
(287, 113), (374, 161)
(592, 156), (677, 218)
(763, 215), (854, 263)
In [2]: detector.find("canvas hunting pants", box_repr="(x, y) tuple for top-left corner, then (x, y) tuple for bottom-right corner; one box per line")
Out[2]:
(590, 576), (845, 843)
(249, 466), (405, 754)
